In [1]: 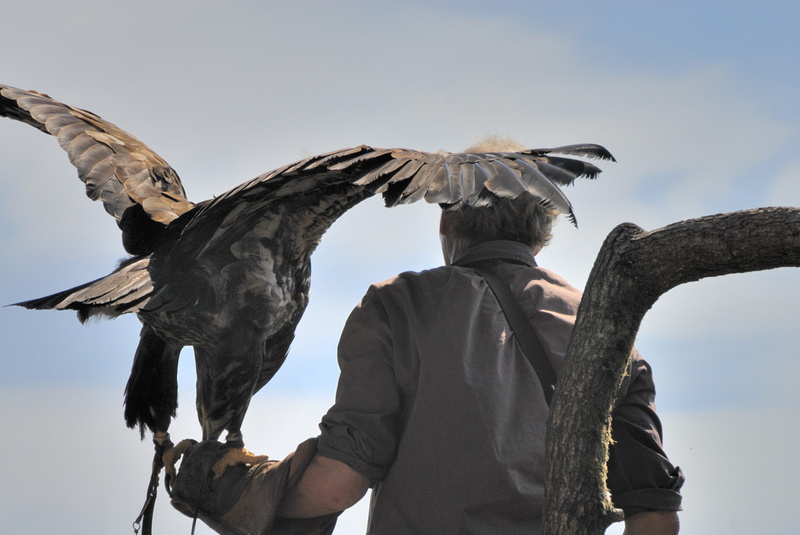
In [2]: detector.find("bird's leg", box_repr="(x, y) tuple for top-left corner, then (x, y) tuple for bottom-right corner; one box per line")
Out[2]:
(211, 432), (270, 479)
(153, 431), (174, 470)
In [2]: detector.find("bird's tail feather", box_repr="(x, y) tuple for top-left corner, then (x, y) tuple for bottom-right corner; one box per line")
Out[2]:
(12, 257), (153, 323)
(124, 324), (181, 438)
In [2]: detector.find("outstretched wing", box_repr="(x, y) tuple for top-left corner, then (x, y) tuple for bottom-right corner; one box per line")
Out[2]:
(180, 142), (615, 254)
(143, 143), (611, 317)
(364, 144), (614, 224)
(13, 257), (154, 321)
(0, 85), (194, 248)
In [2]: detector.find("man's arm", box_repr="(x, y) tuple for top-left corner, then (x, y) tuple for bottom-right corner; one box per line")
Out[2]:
(607, 355), (684, 520)
(623, 510), (679, 535)
(278, 453), (370, 518)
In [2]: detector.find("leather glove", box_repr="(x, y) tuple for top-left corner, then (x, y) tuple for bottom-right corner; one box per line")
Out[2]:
(170, 438), (339, 535)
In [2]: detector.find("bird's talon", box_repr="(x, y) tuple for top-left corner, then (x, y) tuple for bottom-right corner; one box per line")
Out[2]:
(162, 438), (197, 482)
(212, 447), (269, 479)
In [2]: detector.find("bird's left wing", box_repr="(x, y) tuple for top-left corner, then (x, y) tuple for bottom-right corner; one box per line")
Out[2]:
(0, 85), (194, 227)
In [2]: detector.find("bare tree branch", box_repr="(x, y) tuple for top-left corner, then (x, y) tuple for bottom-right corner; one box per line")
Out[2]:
(543, 206), (800, 534)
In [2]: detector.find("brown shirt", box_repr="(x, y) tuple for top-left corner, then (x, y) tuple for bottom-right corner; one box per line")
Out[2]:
(318, 241), (682, 534)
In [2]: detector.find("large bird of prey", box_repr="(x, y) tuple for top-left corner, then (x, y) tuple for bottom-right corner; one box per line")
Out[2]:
(0, 84), (614, 468)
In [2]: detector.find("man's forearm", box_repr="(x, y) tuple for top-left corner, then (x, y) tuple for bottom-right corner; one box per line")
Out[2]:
(278, 454), (370, 518)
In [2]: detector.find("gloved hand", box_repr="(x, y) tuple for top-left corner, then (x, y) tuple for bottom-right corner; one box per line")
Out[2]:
(170, 438), (339, 535)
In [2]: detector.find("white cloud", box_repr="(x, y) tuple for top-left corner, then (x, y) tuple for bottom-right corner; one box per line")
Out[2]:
(2, 386), (797, 535)
(659, 407), (800, 535)
(0, 385), (372, 534)
(766, 159), (800, 207)
(642, 269), (800, 340)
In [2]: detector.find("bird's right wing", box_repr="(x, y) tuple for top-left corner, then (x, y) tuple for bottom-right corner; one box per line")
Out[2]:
(176, 143), (614, 259)
(356, 144), (614, 218)
(140, 143), (613, 317)
(0, 85), (194, 229)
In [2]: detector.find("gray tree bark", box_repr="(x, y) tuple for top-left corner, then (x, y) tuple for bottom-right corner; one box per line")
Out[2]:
(542, 207), (800, 534)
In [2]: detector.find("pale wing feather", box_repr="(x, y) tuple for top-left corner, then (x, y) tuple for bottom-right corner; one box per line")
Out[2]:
(0, 85), (193, 225)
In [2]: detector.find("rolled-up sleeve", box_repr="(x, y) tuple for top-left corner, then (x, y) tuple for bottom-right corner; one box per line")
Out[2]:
(607, 355), (684, 516)
(316, 286), (401, 483)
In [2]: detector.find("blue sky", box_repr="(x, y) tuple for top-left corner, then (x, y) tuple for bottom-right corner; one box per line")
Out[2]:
(1, 1), (799, 533)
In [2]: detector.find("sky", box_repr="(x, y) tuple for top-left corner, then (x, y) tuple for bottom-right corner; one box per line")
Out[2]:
(1, 1), (799, 533)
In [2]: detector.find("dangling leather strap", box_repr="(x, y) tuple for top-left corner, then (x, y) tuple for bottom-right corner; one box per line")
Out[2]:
(133, 434), (173, 535)
(460, 261), (558, 406)
(132, 448), (161, 535)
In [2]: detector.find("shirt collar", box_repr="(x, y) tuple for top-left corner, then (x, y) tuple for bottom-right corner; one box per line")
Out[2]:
(452, 240), (538, 268)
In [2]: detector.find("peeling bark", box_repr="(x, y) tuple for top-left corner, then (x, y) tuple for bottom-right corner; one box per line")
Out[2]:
(543, 207), (800, 534)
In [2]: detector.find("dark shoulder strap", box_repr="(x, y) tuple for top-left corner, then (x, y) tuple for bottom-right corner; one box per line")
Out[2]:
(465, 263), (557, 406)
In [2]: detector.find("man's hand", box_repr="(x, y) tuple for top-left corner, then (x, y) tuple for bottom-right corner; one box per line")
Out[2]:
(170, 438), (343, 535)
(623, 510), (679, 535)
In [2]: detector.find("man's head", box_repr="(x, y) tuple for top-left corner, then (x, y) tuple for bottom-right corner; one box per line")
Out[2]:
(439, 196), (558, 264)
(439, 136), (559, 264)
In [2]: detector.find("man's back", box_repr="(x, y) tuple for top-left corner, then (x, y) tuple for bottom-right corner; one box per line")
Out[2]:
(319, 241), (584, 534)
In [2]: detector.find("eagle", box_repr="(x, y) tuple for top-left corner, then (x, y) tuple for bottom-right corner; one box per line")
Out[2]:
(0, 84), (614, 473)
